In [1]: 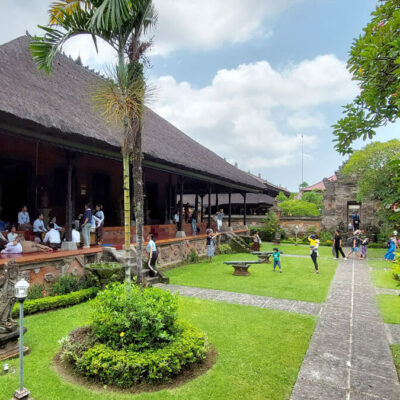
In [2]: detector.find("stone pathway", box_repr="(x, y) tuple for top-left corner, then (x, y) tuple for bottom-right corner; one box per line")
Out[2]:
(376, 287), (400, 296)
(154, 284), (322, 316)
(290, 258), (400, 400)
(386, 324), (400, 345)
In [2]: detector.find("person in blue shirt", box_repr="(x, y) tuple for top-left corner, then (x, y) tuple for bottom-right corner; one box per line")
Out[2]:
(272, 247), (282, 273)
(146, 234), (159, 277)
(81, 203), (92, 249)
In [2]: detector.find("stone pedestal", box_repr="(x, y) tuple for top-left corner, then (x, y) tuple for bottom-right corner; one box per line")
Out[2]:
(61, 241), (77, 251)
(176, 231), (186, 238)
(12, 388), (33, 400)
(0, 328), (28, 361)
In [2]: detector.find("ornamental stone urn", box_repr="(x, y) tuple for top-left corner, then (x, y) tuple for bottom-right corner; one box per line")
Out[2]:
(85, 263), (124, 289)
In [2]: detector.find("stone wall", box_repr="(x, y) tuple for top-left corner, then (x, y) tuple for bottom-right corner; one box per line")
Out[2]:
(322, 166), (379, 232)
(279, 216), (322, 236)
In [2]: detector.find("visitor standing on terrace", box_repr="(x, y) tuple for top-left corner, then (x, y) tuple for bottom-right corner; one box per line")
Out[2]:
(216, 209), (225, 232)
(17, 205), (31, 230)
(81, 204), (92, 249)
(146, 234), (159, 277)
(93, 204), (105, 245)
(191, 210), (198, 236)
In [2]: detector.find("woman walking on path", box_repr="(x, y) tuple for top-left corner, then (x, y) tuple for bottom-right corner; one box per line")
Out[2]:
(146, 234), (159, 277)
(347, 231), (362, 259)
(333, 231), (347, 260)
(250, 231), (261, 251)
(206, 229), (217, 262)
(308, 234), (320, 274)
(385, 231), (398, 261)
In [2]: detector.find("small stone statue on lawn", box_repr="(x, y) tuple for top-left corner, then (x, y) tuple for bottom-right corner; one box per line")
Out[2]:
(0, 260), (18, 334)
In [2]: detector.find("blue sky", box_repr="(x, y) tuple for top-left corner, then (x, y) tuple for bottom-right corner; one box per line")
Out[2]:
(0, 0), (396, 191)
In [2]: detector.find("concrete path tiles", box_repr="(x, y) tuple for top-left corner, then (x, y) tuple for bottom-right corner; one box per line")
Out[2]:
(376, 287), (400, 296)
(154, 284), (322, 316)
(386, 324), (400, 345)
(290, 259), (400, 400)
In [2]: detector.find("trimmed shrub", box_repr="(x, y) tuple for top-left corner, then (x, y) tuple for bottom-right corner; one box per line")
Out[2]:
(49, 274), (99, 296)
(91, 283), (179, 351)
(392, 257), (400, 281)
(61, 320), (208, 387)
(217, 243), (233, 254)
(12, 287), (99, 318)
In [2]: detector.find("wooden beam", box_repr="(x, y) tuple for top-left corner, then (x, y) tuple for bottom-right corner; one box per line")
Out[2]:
(207, 184), (211, 228)
(179, 178), (183, 231)
(228, 191), (232, 227)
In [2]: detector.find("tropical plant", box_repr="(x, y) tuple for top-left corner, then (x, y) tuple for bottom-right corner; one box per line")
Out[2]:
(279, 199), (320, 217)
(333, 0), (400, 154)
(276, 191), (288, 203)
(301, 190), (324, 209)
(30, 0), (157, 284)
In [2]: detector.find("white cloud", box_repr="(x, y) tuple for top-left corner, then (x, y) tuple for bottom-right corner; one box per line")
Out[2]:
(151, 0), (300, 55)
(150, 54), (358, 171)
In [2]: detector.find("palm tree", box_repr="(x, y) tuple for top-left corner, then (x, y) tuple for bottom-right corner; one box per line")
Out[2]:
(30, 0), (157, 283)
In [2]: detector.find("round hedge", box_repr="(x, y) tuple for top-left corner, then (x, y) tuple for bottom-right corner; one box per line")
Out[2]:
(60, 320), (209, 388)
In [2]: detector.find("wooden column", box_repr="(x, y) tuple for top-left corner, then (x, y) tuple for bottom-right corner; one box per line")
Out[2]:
(65, 151), (74, 242)
(200, 194), (204, 222)
(194, 193), (199, 212)
(228, 191), (232, 227)
(179, 178), (183, 231)
(243, 192), (247, 226)
(207, 184), (211, 228)
(215, 190), (219, 213)
(167, 173), (172, 221)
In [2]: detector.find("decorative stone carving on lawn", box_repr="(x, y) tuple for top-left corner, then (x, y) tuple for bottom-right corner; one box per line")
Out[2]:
(0, 260), (18, 334)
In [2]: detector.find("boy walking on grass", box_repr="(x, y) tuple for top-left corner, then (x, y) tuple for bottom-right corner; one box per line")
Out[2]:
(272, 248), (282, 273)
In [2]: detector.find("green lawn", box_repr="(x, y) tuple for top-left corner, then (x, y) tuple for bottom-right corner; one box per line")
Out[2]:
(377, 295), (400, 324)
(371, 269), (400, 290)
(0, 298), (315, 400)
(392, 345), (400, 381)
(260, 243), (335, 258)
(368, 259), (394, 270)
(166, 253), (337, 303)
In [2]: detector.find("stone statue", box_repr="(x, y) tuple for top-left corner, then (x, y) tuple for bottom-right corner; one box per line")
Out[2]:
(0, 260), (18, 334)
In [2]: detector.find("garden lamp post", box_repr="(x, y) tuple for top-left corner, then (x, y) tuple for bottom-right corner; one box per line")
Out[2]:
(12, 279), (32, 400)
(295, 225), (299, 246)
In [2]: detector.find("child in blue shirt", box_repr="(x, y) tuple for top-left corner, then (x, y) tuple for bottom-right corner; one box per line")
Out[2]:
(273, 247), (282, 273)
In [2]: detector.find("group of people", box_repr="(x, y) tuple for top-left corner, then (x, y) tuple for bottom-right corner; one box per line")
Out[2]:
(1, 203), (106, 252)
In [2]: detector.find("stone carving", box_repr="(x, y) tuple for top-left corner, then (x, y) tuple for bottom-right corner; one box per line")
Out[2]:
(44, 273), (56, 283)
(0, 260), (18, 334)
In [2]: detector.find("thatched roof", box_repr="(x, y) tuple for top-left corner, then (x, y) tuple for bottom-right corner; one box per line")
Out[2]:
(0, 36), (265, 191)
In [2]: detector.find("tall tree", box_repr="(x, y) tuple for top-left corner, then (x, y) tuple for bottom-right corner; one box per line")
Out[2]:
(333, 0), (400, 154)
(30, 0), (157, 283)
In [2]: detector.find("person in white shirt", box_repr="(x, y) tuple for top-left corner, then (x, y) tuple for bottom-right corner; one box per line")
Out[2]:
(71, 223), (81, 245)
(43, 223), (61, 249)
(33, 213), (47, 241)
(93, 204), (105, 245)
(7, 226), (19, 242)
(1, 239), (22, 254)
(17, 205), (32, 231)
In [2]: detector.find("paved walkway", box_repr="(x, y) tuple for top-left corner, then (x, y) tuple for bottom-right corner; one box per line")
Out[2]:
(376, 287), (400, 296)
(290, 258), (400, 400)
(155, 284), (322, 316)
(386, 324), (400, 345)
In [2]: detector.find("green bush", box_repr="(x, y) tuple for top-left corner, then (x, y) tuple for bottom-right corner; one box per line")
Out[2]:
(301, 190), (324, 209)
(279, 200), (321, 217)
(27, 284), (46, 300)
(61, 320), (208, 387)
(49, 274), (99, 296)
(12, 287), (99, 318)
(91, 283), (179, 352)
(392, 256), (400, 281)
(217, 243), (233, 254)
(187, 249), (200, 263)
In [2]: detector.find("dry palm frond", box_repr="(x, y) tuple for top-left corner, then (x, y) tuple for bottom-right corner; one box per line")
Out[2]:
(49, 1), (92, 25)
(91, 64), (147, 131)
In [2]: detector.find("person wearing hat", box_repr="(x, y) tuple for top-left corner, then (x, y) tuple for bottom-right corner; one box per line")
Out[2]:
(385, 231), (398, 261)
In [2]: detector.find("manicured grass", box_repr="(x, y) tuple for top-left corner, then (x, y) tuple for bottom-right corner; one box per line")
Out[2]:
(391, 345), (400, 382)
(367, 247), (389, 259)
(368, 259), (394, 270)
(166, 253), (337, 303)
(377, 295), (400, 324)
(0, 298), (315, 400)
(371, 269), (400, 290)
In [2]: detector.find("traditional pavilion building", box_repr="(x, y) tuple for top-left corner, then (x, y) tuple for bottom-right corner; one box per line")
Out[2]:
(0, 36), (265, 240)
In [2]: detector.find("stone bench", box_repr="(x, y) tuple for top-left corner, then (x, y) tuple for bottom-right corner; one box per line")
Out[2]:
(224, 260), (261, 276)
(251, 251), (273, 263)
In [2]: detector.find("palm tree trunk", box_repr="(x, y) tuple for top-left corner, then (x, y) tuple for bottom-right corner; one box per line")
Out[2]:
(122, 149), (132, 283)
(132, 126), (144, 285)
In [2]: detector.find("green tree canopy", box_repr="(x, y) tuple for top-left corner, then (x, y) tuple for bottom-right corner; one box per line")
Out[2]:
(276, 191), (288, 203)
(343, 140), (400, 207)
(279, 200), (320, 217)
(333, 0), (400, 154)
(301, 190), (324, 209)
